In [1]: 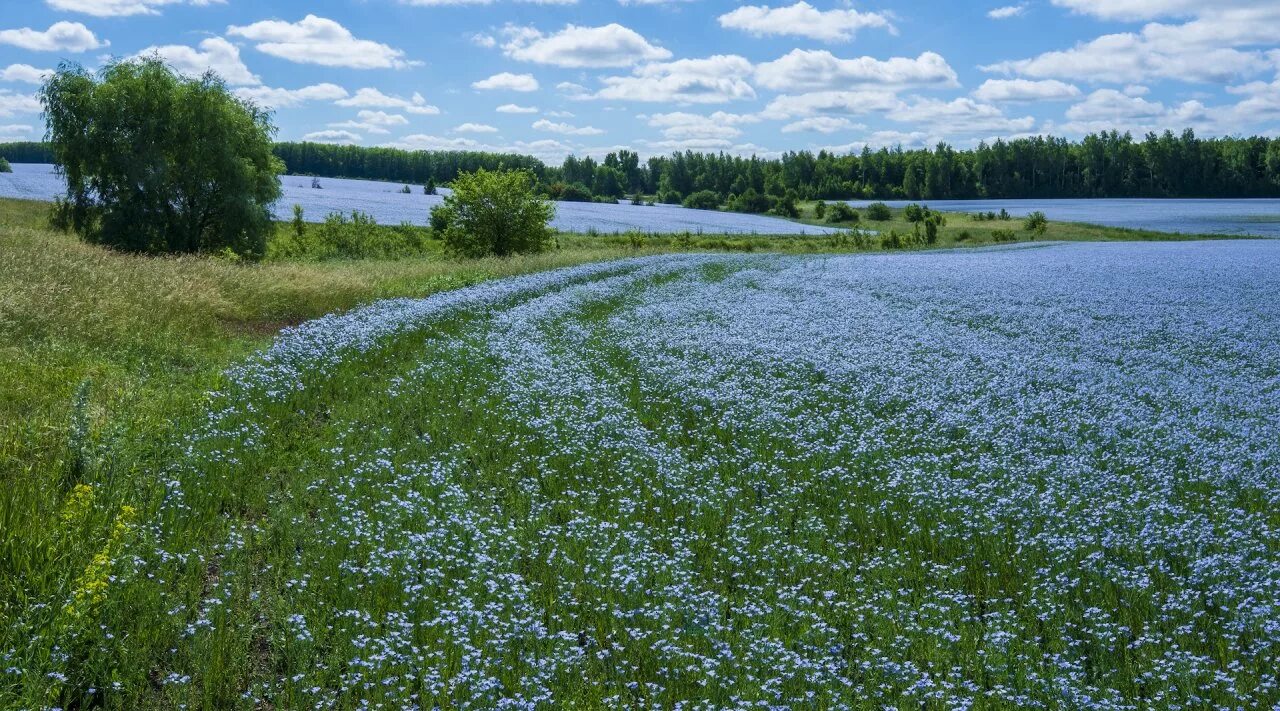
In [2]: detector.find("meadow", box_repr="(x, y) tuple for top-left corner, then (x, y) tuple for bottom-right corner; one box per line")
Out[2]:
(1, 196), (1277, 709)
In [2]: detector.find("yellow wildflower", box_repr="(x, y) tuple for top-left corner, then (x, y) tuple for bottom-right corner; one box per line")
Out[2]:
(60, 483), (94, 525)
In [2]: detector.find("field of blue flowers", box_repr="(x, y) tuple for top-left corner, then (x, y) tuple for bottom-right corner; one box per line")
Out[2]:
(7, 240), (1280, 708)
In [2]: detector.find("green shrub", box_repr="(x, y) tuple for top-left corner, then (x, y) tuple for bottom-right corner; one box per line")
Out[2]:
(924, 213), (942, 245)
(992, 229), (1017, 243)
(771, 193), (800, 218)
(729, 188), (773, 214)
(813, 201), (827, 220)
(425, 179), (437, 195)
(0, 156), (10, 173)
(41, 58), (281, 259)
(957, 229), (972, 241)
(682, 190), (722, 211)
(904, 203), (925, 223)
(268, 210), (432, 261)
(866, 202), (893, 221)
(826, 203), (859, 224)
(435, 168), (555, 258)
(1025, 210), (1048, 236)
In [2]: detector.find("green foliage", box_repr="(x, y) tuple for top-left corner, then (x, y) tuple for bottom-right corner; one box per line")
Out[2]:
(40, 58), (282, 259)
(268, 210), (432, 261)
(999, 208), (1012, 221)
(425, 178), (437, 195)
(813, 201), (826, 220)
(0, 156), (10, 173)
(904, 203), (926, 222)
(1025, 210), (1049, 236)
(435, 168), (555, 258)
(547, 181), (594, 202)
(291, 204), (306, 240)
(400, 185), (412, 194)
(957, 229), (972, 242)
(771, 192), (800, 218)
(682, 190), (722, 211)
(992, 229), (1018, 243)
(825, 203), (859, 224)
(729, 188), (772, 214)
(866, 202), (893, 221)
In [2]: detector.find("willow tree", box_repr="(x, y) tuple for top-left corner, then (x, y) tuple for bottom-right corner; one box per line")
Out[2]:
(41, 58), (282, 259)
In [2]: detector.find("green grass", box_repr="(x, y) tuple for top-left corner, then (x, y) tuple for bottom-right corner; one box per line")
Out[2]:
(0, 195), (1256, 708)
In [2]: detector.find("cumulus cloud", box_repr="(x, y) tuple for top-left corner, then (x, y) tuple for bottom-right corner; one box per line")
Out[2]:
(386, 134), (579, 162)
(234, 83), (349, 109)
(718, 2), (895, 42)
(645, 111), (760, 140)
(983, 6), (1280, 84)
(781, 116), (862, 133)
(987, 4), (1026, 19)
(532, 118), (604, 135)
(454, 122), (499, 133)
(46, 0), (224, 17)
(0, 22), (106, 52)
(0, 64), (53, 84)
(496, 103), (538, 113)
(594, 55), (757, 104)
(972, 78), (1082, 102)
(755, 50), (959, 92)
(502, 23), (671, 67)
(760, 90), (904, 119)
(228, 15), (418, 69)
(472, 72), (539, 92)
(335, 88), (440, 115)
(0, 90), (44, 117)
(136, 37), (258, 85)
(302, 129), (362, 144)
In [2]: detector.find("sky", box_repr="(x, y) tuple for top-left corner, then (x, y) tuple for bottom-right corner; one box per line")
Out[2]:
(1, 0), (1279, 162)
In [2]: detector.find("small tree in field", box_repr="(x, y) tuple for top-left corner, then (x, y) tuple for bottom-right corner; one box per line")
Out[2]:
(432, 168), (555, 257)
(41, 58), (282, 259)
(0, 156), (11, 173)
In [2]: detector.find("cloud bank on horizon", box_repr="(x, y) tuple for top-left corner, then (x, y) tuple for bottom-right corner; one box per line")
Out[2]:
(1, 0), (1278, 161)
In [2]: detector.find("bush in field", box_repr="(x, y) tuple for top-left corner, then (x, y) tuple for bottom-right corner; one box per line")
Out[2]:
(826, 203), (859, 224)
(866, 202), (893, 221)
(813, 201), (827, 220)
(268, 210), (431, 261)
(0, 156), (10, 173)
(1025, 210), (1048, 236)
(924, 213), (943, 245)
(433, 168), (555, 258)
(904, 203), (926, 223)
(41, 58), (282, 260)
(771, 193), (800, 218)
(729, 188), (772, 214)
(425, 179), (437, 195)
(992, 229), (1017, 243)
(682, 190), (722, 211)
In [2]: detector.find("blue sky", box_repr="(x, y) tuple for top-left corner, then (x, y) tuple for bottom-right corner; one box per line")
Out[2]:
(2, 0), (1278, 161)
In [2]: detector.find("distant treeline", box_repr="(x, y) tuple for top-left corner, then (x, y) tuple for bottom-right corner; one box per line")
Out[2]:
(6, 129), (1280, 200)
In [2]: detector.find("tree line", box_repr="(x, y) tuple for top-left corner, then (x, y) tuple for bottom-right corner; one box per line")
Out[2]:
(7, 129), (1280, 201)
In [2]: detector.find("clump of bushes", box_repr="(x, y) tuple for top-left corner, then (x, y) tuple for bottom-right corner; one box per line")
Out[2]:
(865, 202), (893, 221)
(1024, 210), (1048, 236)
(813, 201), (827, 220)
(269, 208), (433, 261)
(729, 188), (772, 214)
(399, 185), (412, 194)
(432, 168), (554, 257)
(682, 190), (722, 211)
(825, 203), (859, 224)
(0, 156), (11, 173)
(992, 229), (1018, 243)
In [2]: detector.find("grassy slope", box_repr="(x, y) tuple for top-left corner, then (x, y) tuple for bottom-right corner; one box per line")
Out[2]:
(0, 195), (1248, 707)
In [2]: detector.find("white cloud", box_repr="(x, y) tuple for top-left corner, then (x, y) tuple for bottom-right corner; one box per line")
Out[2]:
(0, 123), (35, 139)
(45, 0), (224, 17)
(533, 118), (604, 135)
(502, 23), (671, 68)
(328, 110), (409, 135)
(755, 50), (959, 92)
(645, 111), (759, 140)
(302, 129), (362, 144)
(472, 72), (539, 92)
(760, 90), (904, 119)
(136, 37), (258, 86)
(228, 15), (418, 69)
(385, 134), (579, 162)
(0, 22), (106, 52)
(718, 2), (895, 42)
(234, 83), (349, 109)
(1065, 89), (1168, 121)
(594, 55), (757, 104)
(335, 88), (440, 115)
(888, 97), (1036, 134)
(0, 90), (44, 117)
(496, 103), (538, 113)
(983, 6), (1280, 84)
(972, 78), (1082, 102)
(454, 122), (499, 133)
(987, 4), (1026, 19)
(781, 116), (862, 133)
(0, 64), (52, 84)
